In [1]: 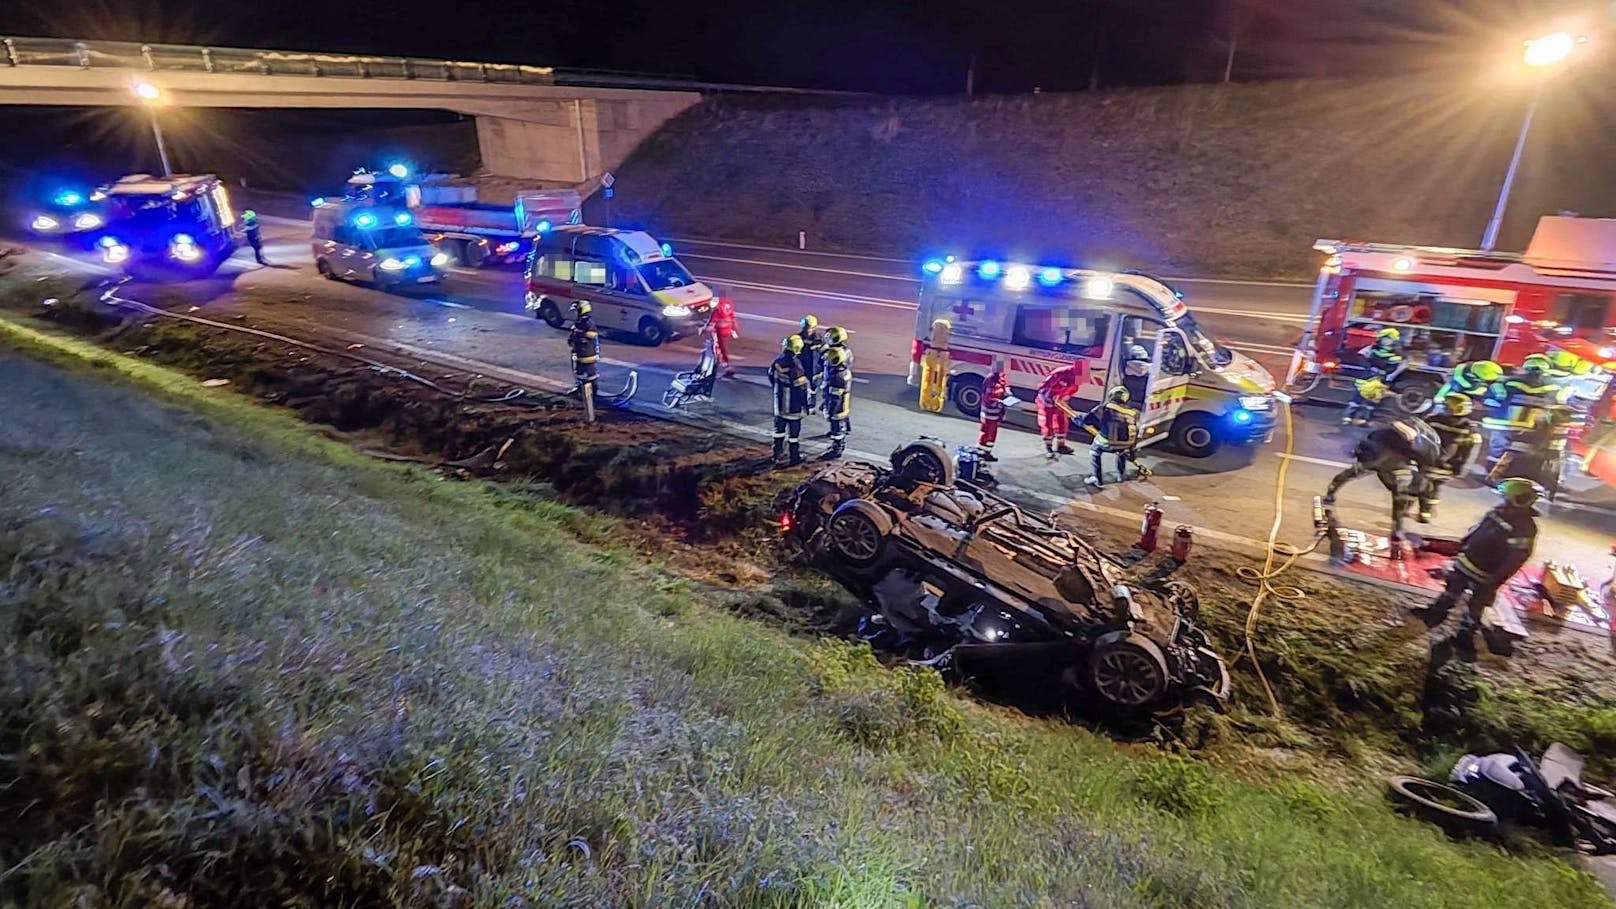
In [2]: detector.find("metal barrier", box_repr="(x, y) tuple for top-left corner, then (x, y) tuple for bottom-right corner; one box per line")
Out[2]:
(0, 35), (854, 95)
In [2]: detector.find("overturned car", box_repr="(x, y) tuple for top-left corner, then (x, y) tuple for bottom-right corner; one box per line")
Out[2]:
(785, 440), (1231, 715)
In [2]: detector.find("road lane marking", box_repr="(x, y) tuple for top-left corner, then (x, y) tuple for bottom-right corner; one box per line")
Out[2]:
(716, 277), (917, 309)
(1166, 276), (1314, 288)
(1278, 452), (1352, 469)
(426, 298), (471, 309)
(1192, 306), (1311, 324)
(683, 252), (918, 282)
(670, 237), (912, 265)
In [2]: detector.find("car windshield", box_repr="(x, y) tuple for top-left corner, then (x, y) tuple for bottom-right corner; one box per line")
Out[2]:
(366, 227), (425, 249)
(639, 258), (696, 292)
(1175, 313), (1233, 367)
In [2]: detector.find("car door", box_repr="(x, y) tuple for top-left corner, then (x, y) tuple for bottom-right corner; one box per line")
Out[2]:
(569, 236), (620, 328)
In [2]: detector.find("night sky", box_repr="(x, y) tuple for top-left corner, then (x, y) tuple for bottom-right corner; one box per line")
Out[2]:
(1, 0), (1608, 93)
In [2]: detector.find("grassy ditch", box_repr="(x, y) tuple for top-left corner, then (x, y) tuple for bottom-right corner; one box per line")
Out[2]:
(2, 268), (1615, 906)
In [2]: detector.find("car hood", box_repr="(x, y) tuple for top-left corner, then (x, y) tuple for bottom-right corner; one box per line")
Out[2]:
(652, 282), (714, 309)
(1215, 350), (1277, 395)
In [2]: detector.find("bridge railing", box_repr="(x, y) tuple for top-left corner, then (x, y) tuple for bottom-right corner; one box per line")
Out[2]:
(0, 36), (557, 85)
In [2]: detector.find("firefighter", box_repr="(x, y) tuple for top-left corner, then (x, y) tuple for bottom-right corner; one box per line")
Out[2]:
(1082, 386), (1141, 487)
(1410, 478), (1542, 662)
(1489, 406), (1575, 499)
(821, 346), (852, 459)
(977, 357), (1011, 462)
(1343, 327), (1405, 425)
(1434, 359), (1504, 404)
(1483, 353), (1569, 463)
(707, 289), (739, 378)
(1121, 344), (1152, 413)
(1323, 416), (1441, 541)
(770, 336), (810, 465)
(794, 315), (826, 409)
(1419, 394), (1481, 521)
(1036, 362), (1085, 458)
(567, 300), (600, 393)
(242, 210), (267, 265)
(823, 325), (852, 429)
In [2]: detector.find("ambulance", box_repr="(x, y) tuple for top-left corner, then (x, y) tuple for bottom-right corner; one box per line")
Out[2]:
(524, 226), (713, 346)
(909, 259), (1278, 457)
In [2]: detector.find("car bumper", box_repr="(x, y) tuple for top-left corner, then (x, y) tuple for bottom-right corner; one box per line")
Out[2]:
(381, 269), (443, 285)
(1225, 408), (1277, 445)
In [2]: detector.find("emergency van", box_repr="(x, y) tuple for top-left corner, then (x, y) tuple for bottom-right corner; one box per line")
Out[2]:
(910, 259), (1278, 457)
(1288, 216), (1616, 412)
(311, 202), (448, 286)
(524, 226), (713, 346)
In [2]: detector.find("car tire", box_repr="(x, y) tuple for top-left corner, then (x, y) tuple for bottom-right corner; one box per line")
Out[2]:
(892, 439), (956, 486)
(638, 317), (669, 347)
(316, 259), (336, 280)
(1087, 633), (1171, 710)
(1387, 776), (1498, 836)
(536, 297), (564, 329)
(826, 500), (892, 567)
(436, 239), (464, 267)
(1169, 413), (1220, 459)
(1394, 376), (1441, 416)
(462, 240), (489, 268)
(951, 374), (985, 419)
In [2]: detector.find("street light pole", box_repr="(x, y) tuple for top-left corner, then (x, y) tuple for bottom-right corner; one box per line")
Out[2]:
(147, 108), (174, 176)
(133, 80), (174, 176)
(1480, 78), (1542, 252)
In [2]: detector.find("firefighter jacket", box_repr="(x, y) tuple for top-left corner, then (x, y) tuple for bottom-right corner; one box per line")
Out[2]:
(794, 327), (826, 381)
(1427, 412), (1480, 471)
(822, 361), (852, 418)
(1484, 373), (1569, 432)
(1436, 362), (1495, 401)
(1454, 504), (1538, 585)
(1036, 365), (1085, 415)
(770, 352), (809, 416)
(1081, 400), (1140, 449)
(980, 370), (1011, 422)
(568, 315), (599, 364)
(1358, 343), (1405, 377)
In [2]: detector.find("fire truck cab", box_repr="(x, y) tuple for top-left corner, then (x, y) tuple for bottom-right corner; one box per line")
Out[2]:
(1289, 216), (1616, 412)
(94, 174), (240, 280)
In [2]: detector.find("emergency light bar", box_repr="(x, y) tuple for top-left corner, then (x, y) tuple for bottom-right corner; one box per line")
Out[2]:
(921, 255), (1072, 293)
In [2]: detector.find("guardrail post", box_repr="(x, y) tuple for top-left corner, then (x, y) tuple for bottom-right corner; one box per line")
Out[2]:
(401, 58), (413, 79)
(74, 42), (89, 69)
(357, 59), (368, 77)
(3, 39), (17, 67)
(312, 62), (322, 76)
(478, 62), (488, 81)
(201, 48), (214, 72)
(141, 44), (155, 69)
(442, 61), (453, 80)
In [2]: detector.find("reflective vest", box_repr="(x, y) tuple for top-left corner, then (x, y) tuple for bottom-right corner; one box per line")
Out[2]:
(822, 362), (852, 419)
(770, 353), (808, 416)
(568, 316), (599, 365)
(1483, 374), (1567, 432)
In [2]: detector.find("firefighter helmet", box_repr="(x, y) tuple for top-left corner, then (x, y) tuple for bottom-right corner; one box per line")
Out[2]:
(1376, 327), (1401, 344)
(1127, 344), (1149, 362)
(242, 209), (258, 223)
(1551, 350), (1579, 371)
(1497, 477), (1544, 507)
(1442, 393), (1473, 417)
(826, 325), (849, 345)
(1465, 360), (1504, 384)
(571, 300), (592, 317)
(824, 346), (847, 366)
(1107, 385), (1130, 403)
(782, 335), (804, 354)
(799, 314), (819, 331)
(1522, 352), (1551, 371)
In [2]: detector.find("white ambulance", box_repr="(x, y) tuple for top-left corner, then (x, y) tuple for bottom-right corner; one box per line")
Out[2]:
(908, 259), (1278, 457)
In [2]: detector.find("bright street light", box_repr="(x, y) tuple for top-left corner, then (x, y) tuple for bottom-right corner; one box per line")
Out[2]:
(1480, 31), (1584, 251)
(131, 81), (174, 176)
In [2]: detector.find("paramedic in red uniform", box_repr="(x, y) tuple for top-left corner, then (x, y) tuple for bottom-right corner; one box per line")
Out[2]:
(977, 358), (1011, 462)
(1036, 362), (1086, 457)
(706, 289), (739, 378)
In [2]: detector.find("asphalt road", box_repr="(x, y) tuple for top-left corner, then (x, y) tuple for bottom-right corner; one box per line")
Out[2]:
(27, 216), (1616, 595)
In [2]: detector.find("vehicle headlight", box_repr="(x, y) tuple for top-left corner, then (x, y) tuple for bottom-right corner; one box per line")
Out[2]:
(379, 257), (408, 271)
(73, 212), (104, 230)
(170, 235), (202, 262)
(31, 215), (59, 231)
(662, 304), (691, 318)
(1238, 395), (1271, 411)
(104, 243), (130, 263)
(430, 252), (450, 268)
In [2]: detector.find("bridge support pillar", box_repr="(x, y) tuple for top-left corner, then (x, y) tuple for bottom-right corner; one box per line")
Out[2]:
(473, 93), (697, 183)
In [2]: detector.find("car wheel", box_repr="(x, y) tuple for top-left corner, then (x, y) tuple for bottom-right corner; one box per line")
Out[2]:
(951, 374), (984, 418)
(1169, 413), (1220, 459)
(1088, 635), (1170, 709)
(316, 259), (336, 280)
(1387, 776), (1498, 835)
(892, 439), (956, 486)
(638, 317), (669, 346)
(435, 239), (463, 267)
(1394, 377), (1440, 415)
(462, 240), (489, 268)
(536, 297), (564, 329)
(826, 502), (891, 566)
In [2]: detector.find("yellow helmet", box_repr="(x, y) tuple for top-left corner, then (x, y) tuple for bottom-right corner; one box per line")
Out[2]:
(1376, 327), (1401, 343)
(1355, 376), (1388, 402)
(1465, 360), (1504, 384)
(1551, 350), (1579, 371)
(571, 299), (592, 317)
(782, 335), (804, 354)
(1523, 353), (1551, 371)
(1107, 385), (1130, 403)
(1442, 394), (1473, 417)
(824, 346), (847, 366)
(799, 314), (819, 331)
(1497, 477), (1544, 507)
(826, 325), (849, 345)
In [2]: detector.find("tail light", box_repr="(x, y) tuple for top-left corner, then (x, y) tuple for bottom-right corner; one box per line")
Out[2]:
(779, 512), (794, 534)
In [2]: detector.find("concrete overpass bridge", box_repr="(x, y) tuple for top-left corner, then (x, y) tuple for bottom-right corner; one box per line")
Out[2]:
(0, 37), (806, 182)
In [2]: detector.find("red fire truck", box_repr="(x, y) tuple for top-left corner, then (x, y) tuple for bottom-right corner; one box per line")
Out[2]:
(1287, 216), (1616, 415)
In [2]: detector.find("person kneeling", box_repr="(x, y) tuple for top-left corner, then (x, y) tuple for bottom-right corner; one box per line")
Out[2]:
(1082, 386), (1141, 488)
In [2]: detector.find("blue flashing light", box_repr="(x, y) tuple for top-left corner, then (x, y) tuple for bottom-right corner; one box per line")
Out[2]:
(660, 242), (674, 257)
(977, 260), (1002, 280)
(393, 211), (413, 226)
(97, 235), (120, 249)
(1231, 408), (1254, 426)
(387, 162), (409, 179)
(535, 219), (552, 232)
(404, 255), (422, 267)
(54, 190), (85, 207)
(354, 212), (379, 229)
(1037, 267), (1064, 287)
(921, 259), (945, 275)
(311, 196), (326, 207)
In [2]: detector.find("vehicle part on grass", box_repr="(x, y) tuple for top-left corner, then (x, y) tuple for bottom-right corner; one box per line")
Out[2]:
(1449, 744), (1616, 854)
(1387, 775), (1499, 836)
(784, 445), (1232, 715)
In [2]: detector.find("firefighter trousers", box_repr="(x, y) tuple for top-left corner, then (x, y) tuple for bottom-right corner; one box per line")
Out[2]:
(1089, 444), (1136, 484)
(773, 413), (803, 461)
(1421, 569), (1500, 633)
(1324, 461), (1414, 537)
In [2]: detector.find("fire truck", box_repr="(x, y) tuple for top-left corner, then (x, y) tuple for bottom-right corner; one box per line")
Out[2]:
(94, 174), (240, 279)
(1287, 215), (1616, 413)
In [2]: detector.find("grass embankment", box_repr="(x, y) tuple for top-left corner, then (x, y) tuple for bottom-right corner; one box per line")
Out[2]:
(2, 295), (1611, 906)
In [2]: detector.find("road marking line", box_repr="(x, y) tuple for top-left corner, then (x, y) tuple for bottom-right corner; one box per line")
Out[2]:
(668, 237), (912, 265)
(1278, 452), (1352, 469)
(716, 277), (917, 309)
(426, 298), (471, 309)
(738, 312), (804, 327)
(1165, 276), (1315, 289)
(684, 252), (917, 282)
(43, 250), (116, 275)
(1192, 306), (1311, 324)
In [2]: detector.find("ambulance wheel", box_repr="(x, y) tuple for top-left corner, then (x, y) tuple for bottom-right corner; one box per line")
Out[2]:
(951, 374), (984, 418)
(638, 317), (669, 346)
(535, 297), (564, 329)
(1169, 413), (1220, 459)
